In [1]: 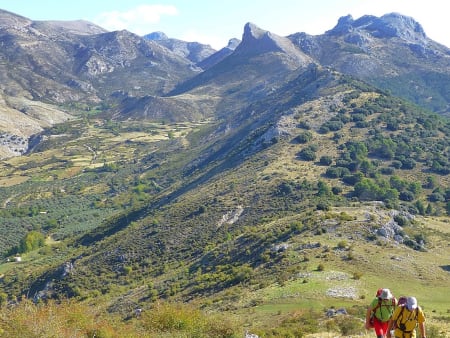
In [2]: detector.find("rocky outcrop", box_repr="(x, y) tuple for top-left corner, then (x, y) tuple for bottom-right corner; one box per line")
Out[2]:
(326, 13), (427, 43)
(235, 22), (311, 66)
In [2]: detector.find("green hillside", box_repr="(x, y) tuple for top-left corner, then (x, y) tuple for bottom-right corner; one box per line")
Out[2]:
(0, 72), (449, 337)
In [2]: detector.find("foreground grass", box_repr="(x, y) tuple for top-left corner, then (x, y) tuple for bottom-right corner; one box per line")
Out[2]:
(0, 298), (377, 337)
(0, 299), (241, 338)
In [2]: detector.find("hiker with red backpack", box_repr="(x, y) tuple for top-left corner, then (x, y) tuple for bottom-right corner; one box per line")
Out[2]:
(365, 288), (397, 338)
(387, 296), (426, 338)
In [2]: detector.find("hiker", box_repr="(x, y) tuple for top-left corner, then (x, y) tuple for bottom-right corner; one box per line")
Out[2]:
(387, 296), (426, 338)
(365, 288), (397, 338)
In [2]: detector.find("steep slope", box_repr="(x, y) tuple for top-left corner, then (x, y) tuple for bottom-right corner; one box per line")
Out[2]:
(3, 67), (448, 311)
(289, 13), (450, 115)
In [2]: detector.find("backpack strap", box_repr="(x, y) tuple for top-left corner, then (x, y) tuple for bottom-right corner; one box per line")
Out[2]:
(371, 298), (382, 318)
(396, 306), (419, 334)
(395, 305), (406, 327)
(372, 298), (382, 311)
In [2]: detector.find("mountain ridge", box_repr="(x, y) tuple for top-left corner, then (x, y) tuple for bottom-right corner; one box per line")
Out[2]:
(0, 10), (449, 149)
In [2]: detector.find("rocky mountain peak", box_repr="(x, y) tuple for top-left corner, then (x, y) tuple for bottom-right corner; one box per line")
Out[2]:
(327, 14), (355, 35)
(327, 12), (427, 43)
(144, 31), (169, 41)
(243, 22), (269, 40)
(226, 38), (241, 50)
(375, 13), (426, 41)
(236, 22), (311, 64)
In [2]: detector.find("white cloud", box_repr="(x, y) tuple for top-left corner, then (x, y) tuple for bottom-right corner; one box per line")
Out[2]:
(94, 4), (178, 35)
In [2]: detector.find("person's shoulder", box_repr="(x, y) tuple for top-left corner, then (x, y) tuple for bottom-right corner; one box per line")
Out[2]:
(392, 305), (402, 317)
(417, 306), (426, 321)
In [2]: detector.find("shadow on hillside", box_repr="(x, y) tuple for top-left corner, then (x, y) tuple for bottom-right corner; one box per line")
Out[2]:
(440, 265), (450, 272)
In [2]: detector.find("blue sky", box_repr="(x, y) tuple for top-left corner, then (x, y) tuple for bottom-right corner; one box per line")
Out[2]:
(0, 0), (448, 49)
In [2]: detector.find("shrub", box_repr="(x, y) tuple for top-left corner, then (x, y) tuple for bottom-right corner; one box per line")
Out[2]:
(316, 202), (330, 211)
(332, 186), (342, 195)
(337, 240), (348, 249)
(319, 155), (333, 166)
(294, 131), (313, 144)
(0, 299), (127, 337)
(394, 215), (409, 226)
(399, 190), (415, 201)
(428, 192), (445, 202)
(401, 158), (416, 169)
(298, 148), (316, 161)
(380, 167), (394, 175)
(353, 271), (363, 280)
(334, 315), (365, 335)
(142, 302), (240, 337)
(320, 120), (344, 133)
(325, 167), (350, 179)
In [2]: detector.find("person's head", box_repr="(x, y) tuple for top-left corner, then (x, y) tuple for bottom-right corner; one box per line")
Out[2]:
(406, 297), (418, 311)
(380, 288), (393, 300)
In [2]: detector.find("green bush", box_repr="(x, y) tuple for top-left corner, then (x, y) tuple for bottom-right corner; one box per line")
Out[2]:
(298, 148), (316, 161)
(319, 155), (333, 166)
(294, 131), (313, 144)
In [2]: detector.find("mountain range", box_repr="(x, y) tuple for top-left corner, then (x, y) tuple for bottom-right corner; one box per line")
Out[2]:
(0, 8), (449, 337)
(0, 10), (449, 145)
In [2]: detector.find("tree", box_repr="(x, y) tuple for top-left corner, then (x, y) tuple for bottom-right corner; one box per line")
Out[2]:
(353, 178), (398, 202)
(370, 136), (396, 159)
(19, 231), (45, 253)
(345, 141), (368, 162)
